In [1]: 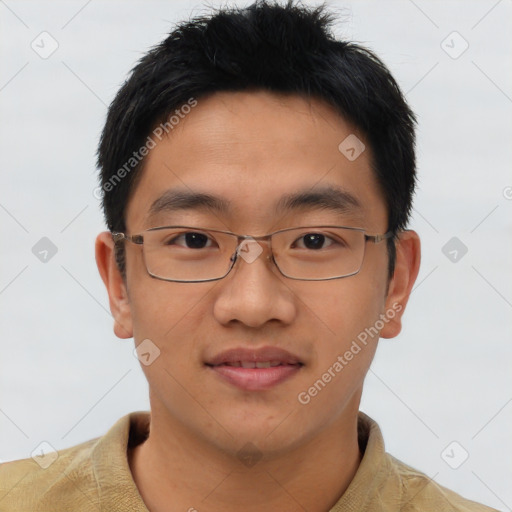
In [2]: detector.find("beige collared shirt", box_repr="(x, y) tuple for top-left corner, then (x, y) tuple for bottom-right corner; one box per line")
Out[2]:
(0, 411), (498, 511)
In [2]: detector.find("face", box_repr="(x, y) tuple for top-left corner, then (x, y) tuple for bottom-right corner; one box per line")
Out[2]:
(98, 90), (417, 458)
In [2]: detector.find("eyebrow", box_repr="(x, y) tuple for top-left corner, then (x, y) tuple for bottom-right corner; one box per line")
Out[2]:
(146, 185), (362, 222)
(146, 190), (230, 221)
(275, 186), (361, 216)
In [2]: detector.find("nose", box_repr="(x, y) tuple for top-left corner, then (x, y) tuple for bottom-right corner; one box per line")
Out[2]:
(212, 240), (297, 328)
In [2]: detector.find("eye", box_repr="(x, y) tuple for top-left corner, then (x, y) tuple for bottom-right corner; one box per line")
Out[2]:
(167, 231), (215, 249)
(293, 232), (335, 250)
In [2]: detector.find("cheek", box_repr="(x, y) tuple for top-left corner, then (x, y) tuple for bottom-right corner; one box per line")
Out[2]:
(128, 283), (206, 403)
(292, 280), (384, 426)
(296, 274), (386, 382)
(129, 278), (217, 360)
(298, 273), (387, 345)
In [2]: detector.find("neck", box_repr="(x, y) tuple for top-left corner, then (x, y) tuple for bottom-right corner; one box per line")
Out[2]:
(129, 402), (362, 512)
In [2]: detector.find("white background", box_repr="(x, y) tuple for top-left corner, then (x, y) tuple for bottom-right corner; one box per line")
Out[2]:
(0, 1), (511, 510)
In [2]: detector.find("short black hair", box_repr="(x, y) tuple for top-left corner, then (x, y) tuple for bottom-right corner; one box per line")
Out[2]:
(97, 0), (416, 278)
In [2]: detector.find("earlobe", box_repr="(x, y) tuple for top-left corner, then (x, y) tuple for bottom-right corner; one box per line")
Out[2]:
(95, 232), (133, 339)
(380, 230), (421, 339)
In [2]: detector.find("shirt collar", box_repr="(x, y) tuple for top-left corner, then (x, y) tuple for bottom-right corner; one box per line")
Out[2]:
(329, 411), (403, 510)
(90, 410), (396, 511)
(91, 411), (150, 511)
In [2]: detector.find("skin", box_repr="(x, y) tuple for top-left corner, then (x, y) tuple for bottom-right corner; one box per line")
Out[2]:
(96, 90), (421, 512)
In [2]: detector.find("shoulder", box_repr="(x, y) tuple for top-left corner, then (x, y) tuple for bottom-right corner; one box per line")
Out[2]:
(388, 454), (500, 512)
(0, 436), (100, 511)
(354, 412), (498, 512)
(0, 411), (147, 512)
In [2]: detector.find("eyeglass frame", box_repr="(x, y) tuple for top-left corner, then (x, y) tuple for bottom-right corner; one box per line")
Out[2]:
(112, 225), (394, 283)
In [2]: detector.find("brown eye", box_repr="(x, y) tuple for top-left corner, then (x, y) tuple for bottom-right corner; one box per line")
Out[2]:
(302, 233), (325, 249)
(166, 232), (214, 249)
(293, 233), (335, 250)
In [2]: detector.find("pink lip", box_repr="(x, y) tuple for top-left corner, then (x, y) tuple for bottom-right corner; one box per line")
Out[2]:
(206, 346), (302, 366)
(205, 346), (304, 391)
(208, 364), (302, 391)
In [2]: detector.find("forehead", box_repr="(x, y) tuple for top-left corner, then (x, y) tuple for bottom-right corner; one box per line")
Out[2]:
(125, 90), (387, 231)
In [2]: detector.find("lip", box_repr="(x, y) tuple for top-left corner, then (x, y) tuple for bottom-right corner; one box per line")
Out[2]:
(206, 346), (303, 366)
(205, 346), (304, 391)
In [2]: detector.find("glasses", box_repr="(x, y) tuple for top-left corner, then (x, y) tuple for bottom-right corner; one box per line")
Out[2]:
(112, 225), (393, 282)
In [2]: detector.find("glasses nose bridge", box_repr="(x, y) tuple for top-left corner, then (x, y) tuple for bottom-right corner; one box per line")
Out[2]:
(230, 232), (274, 266)
(237, 232), (273, 245)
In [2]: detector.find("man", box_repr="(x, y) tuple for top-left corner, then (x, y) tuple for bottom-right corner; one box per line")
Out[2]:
(0, 1), (498, 510)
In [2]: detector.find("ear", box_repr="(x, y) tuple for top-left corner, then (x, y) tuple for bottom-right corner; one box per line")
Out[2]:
(380, 230), (421, 339)
(95, 231), (133, 339)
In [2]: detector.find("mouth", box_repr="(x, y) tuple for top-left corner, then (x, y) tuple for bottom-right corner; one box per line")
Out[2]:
(215, 360), (295, 368)
(205, 347), (304, 391)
